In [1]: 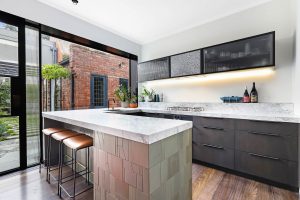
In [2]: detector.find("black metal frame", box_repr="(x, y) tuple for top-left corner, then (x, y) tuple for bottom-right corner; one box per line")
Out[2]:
(40, 25), (138, 61)
(138, 31), (275, 82)
(0, 9), (138, 176)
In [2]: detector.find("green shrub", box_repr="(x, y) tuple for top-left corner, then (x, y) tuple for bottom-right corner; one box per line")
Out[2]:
(7, 129), (16, 135)
(0, 123), (7, 136)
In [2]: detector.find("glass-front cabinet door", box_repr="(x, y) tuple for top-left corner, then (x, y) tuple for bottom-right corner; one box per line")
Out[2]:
(203, 32), (275, 73)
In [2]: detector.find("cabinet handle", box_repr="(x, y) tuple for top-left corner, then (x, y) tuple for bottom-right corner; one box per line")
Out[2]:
(249, 120), (277, 124)
(248, 153), (280, 161)
(248, 131), (280, 137)
(203, 126), (224, 131)
(202, 144), (224, 150)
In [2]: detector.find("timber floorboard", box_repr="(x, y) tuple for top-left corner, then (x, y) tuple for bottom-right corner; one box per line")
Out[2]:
(0, 164), (298, 200)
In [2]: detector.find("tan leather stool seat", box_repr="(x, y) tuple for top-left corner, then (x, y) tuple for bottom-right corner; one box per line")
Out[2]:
(42, 128), (65, 136)
(52, 130), (81, 142)
(63, 135), (93, 150)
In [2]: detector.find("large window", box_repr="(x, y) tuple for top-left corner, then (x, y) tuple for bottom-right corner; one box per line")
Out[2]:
(0, 9), (137, 175)
(41, 35), (130, 111)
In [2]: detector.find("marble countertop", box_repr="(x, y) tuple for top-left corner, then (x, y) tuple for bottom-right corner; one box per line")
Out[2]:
(101, 106), (300, 123)
(139, 108), (300, 123)
(42, 109), (193, 144)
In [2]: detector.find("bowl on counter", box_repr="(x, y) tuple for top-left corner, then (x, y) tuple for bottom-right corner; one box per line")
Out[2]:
(220, 96), (243, 103)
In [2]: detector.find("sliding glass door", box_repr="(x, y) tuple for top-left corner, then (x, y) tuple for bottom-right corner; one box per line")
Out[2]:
(0, 16), (41, 174)
(0, 21), (21, 173)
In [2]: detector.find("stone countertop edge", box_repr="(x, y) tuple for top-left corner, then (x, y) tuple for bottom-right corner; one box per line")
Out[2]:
(138, 108), (300, 123)
(42, 111), (193, 144)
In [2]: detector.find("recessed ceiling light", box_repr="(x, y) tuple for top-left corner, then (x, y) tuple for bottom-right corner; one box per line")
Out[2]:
(71, 0), (78, 5)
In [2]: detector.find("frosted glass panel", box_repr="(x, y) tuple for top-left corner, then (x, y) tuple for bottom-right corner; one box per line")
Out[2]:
(26, 27), (40, 166)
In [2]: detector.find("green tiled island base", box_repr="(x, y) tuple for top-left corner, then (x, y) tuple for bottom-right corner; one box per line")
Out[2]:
(94, 129), (192, 200)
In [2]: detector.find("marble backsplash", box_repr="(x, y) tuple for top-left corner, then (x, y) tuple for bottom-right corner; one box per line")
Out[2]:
(138, 102), (294, 116)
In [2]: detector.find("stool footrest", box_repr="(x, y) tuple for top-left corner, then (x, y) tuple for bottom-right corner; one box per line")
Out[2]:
(60, 183), (93, 199)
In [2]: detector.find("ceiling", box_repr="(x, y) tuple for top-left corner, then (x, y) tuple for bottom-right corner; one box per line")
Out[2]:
(37, 0), (272, 45)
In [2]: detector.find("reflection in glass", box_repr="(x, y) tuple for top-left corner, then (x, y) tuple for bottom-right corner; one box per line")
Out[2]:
(203, 33), (274, 73)
(0, 22), (19, 77)
(0, 77), (11, 115)
(0, 116), (20, 172)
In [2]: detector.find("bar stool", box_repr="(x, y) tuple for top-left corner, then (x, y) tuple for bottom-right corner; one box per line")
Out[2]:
(49, 130), (82, 192)
(59, 134), (93, 199)
(40, 128), (65, 178)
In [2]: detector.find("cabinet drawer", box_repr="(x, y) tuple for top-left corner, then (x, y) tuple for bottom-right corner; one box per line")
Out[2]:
(193, 142), (234, 169)
(193, 117), (235, 130)
(193, 126), (234, 148)
(236, 120), (298, 137)
(236, 130), (297, 161)
(236, 151), (298, 187)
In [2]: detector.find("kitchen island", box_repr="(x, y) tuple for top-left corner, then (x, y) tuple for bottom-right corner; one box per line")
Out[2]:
(43, 109), (193, 200)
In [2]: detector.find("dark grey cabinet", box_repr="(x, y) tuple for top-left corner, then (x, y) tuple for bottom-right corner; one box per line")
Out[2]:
(128, 112), (299, 188)
(193, 142), (235, 169)
(203, 32), (275, 73)
(138, 57), (170, 82)
(235, 151), (298, 186)
(192, 116), (299, 188)
(235, 119), (298, 137)
(236, 130), (298, 161)
(192, 117), (235, 169)
(170, 50), (201, 77)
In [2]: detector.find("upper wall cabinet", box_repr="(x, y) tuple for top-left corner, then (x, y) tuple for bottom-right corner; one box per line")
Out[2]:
(138, 32), (275, 82)
(203, 32), (275, 73)
(138, 57), (170, 82)
(170, 50), (201, 77)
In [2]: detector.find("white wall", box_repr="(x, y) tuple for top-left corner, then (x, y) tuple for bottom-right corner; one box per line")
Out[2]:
(140, 0), (296, 103)
(293, 0), (300, 114)
(0, 0), (141, 57)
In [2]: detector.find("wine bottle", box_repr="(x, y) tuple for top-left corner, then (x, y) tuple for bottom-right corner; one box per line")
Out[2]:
(243, 86), (250, 103)
(250, 82), (258, 103)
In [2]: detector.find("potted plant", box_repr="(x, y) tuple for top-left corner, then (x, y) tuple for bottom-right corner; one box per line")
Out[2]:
(114, 84), (130, 108)
(129, 95), (138, 108)
(141, 87), (155, 102)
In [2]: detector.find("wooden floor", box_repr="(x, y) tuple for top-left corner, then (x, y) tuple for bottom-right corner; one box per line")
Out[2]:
(0, 164), (298, 200)
(192, 164), (299, 200)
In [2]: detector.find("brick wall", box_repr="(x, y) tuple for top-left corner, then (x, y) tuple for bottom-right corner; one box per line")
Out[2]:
(62, 44), (129, 110)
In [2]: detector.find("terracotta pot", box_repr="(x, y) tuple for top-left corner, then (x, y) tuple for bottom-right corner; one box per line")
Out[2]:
(121, 102), (129, 108)
(129, 103), (138, 108)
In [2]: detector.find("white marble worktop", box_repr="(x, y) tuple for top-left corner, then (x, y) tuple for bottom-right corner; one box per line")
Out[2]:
(137, 102), (300, 123)
(42, 109), (193, 144)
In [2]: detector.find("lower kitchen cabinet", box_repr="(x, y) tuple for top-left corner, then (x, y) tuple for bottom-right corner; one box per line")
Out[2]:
(141, 113), (300, 189)
(193, 141), (234, 169)
(192, 116), (300, 189)
(235, 151), (298, 186)
(236, 130), (298, 161)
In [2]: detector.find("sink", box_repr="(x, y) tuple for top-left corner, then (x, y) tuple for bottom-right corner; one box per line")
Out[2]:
(104, 109), (122, 113)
